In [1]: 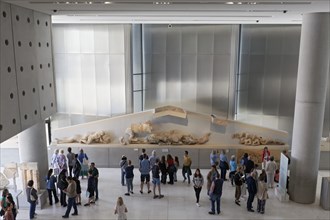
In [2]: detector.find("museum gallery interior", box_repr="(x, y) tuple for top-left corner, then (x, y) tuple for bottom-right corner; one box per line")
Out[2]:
(0, 0), (329, 219)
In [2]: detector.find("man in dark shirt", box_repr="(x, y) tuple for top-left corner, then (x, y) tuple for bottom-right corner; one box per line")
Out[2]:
(139, 148), (149, 163)
(152, 158), (164, 199)
(245, 156), (255, 174)
(89, 162), (99, 201)
(208, 173), (224, 215)
(246, 171), (257, 212)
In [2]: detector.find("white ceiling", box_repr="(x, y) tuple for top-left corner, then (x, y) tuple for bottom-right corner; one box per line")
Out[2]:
(3, 0), (330, 24)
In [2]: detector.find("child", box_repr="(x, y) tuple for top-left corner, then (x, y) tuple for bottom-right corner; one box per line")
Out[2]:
(257, 173), (268, 214)
(114, 197), (127, 220)
(84, 170), (95, 206)
(174, 156), (179, 182)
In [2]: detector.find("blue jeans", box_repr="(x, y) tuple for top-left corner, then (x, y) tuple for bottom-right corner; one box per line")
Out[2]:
(126, 177), (133, 192)
(94, 178), (99, 199)
(220, 167), (227, 180)
(210, 194), (221, 214)
(64, 197), (78, 217)
(121, 170), (126, 186)
(247, 193), (255, 210)
(29, 201), (36, 219)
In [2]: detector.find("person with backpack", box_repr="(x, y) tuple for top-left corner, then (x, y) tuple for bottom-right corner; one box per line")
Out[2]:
(26, 180), (38, 220)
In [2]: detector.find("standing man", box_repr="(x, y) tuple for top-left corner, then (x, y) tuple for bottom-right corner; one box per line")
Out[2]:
(89, 162), (99, 201)
(139, 148), (149, 162)
(152, 158), (164, 199)
(26, 180), (38, 220)
(119, 155), (128, 186)
(62, 176), (78, 218)
(246, 169), (257, 212)
(139, 154), (151, 194)
(208, 173), (224, 215)
(182, 151), (192, 184)
(67, 147), (75, 177)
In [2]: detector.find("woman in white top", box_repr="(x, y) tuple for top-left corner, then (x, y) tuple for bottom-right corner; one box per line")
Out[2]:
(192, 168), (204, 207)
(265, 156), (277, 188)
(51, 149), (60, 175)
(57, 149), (68, 175)
(114, 197), (127, 220)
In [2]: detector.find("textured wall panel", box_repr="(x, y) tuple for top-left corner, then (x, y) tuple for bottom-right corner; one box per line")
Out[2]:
(34, 11), (57, 120)
(0, 2), (21, 142)
(237, 25), (301, 136)
(53, 24), (129, 116)
(95, 54), (110, 115)
(143, 24), (236, 115)
(81, 54), (97, 115)
(11, 5), (41, 130)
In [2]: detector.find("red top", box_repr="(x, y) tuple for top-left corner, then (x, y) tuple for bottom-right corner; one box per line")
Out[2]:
(167, 158), (174, 167)
(262, 149), (271, 161)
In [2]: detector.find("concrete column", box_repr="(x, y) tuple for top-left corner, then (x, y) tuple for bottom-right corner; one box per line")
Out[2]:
(289, 12), (329, 204)
(18, 122), (49, 190)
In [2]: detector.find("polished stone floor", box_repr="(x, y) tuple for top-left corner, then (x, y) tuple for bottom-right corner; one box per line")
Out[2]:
(14, 168), (330, 220)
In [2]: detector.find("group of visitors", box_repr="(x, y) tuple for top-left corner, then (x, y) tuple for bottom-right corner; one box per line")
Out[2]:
(29, 147), (99, 219)
(0, 188), (17, 220)
(119, 149), (193, 200)
(3, 146), (291, 220)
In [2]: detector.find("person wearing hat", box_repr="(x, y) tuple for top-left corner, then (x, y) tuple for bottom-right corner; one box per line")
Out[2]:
(119, 155), (128, 186)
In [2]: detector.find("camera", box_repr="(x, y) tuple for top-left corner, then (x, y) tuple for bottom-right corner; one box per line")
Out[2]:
(53, 10), (58, 13)
(256, 20), (259, 23)
(283, 10), (287, 13)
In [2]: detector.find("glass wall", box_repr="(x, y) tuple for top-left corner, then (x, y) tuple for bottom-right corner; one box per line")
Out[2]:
(52, 24), (131, 116)
(142, 24), (239, 117)
(237, 24), (329, 138)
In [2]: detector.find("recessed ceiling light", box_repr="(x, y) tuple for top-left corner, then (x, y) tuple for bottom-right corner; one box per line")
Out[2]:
(104, 1), (112, 4)
(225, 2), (234, 4)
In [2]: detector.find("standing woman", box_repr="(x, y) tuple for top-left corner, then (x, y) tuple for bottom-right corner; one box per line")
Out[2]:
(265, 156), (277, 188)
(159, 155), (167, 184)
(174, 156), (180, 182)
(229, 155), (237, 186)
(4, 194), (16, 220)
(193, 168), (204, 207)
(219, 150), (229, 180)
(51, 149), (60, 175)
(58, 149), (68, 175)
(210, 150), (218, 166)
(261, 147), (271, 169)
(0, 188), (9, 217)
(167, 154), (175, 185)
(78, 149), (89, 179)
(45, 168), (59, 205)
